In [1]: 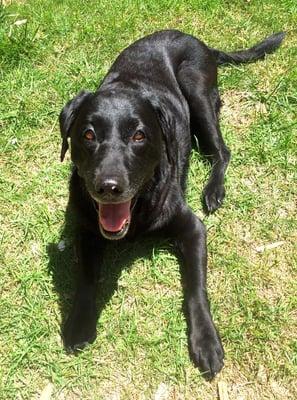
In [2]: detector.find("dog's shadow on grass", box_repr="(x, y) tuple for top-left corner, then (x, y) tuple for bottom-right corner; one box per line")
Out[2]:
(46, 200), (165, 347)
(46, 200), (213, 380)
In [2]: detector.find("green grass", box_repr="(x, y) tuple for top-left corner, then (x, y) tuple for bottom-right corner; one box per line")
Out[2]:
(0, 0), (296, 398)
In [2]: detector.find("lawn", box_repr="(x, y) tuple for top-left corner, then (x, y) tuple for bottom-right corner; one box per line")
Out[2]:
(0, 0), (296, 399)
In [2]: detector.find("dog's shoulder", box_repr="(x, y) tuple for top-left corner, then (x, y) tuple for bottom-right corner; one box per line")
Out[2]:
(68, 168), (99, 233)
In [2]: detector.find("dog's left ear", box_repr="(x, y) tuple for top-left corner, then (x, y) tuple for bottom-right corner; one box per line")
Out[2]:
(59, 90), (92, 162)
(149, 99), (177, 166)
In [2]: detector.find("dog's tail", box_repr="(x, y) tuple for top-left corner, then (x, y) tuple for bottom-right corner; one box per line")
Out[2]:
(211, 32), (286, 66)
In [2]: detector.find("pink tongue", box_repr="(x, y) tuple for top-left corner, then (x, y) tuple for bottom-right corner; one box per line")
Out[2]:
(98, 200), (131, 232)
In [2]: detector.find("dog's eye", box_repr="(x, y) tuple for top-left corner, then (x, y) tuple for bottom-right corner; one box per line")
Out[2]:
(84, 130), (95, 141)
(132, 130), (145, 142)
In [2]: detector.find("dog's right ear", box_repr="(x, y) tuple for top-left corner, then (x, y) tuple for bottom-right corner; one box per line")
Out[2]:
(59, 90), (92, 162)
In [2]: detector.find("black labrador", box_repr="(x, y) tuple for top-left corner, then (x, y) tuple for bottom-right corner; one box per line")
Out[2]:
(59, 30), (285, 379)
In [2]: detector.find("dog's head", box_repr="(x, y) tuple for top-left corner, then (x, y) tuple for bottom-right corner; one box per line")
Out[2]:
(59, 89), (169, 240)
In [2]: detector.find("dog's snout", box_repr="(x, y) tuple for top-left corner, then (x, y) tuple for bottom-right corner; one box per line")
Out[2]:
(96, 178), (124, 197)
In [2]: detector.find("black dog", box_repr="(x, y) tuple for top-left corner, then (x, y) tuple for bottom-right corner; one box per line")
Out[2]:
(59, 30), (285, 379)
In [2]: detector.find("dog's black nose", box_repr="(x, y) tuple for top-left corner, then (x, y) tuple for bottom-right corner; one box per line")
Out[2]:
(96, 179), (124, 196)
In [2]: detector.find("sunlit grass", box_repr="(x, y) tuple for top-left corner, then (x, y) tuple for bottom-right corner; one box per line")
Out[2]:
(0, 0), (296, 398)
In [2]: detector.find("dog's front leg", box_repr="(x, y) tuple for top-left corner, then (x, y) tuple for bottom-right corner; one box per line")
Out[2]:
(63, 229), (104, 352)
(167, 206), (224, 379)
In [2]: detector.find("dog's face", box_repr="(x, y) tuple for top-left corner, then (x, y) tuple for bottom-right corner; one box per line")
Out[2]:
(60, 90), (163, 240)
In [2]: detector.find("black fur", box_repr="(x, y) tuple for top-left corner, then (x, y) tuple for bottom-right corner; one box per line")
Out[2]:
(211, 32), (285, 65)
(59, 30), (285, 379)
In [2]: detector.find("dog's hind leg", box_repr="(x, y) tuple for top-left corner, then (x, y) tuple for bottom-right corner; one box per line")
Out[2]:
(177, 67), (230, 213)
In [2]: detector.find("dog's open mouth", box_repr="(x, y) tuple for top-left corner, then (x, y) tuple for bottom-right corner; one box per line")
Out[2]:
(98, 200), (132, 240)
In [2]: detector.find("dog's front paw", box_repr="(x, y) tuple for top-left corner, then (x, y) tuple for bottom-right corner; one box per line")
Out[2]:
(203, 182), (225, 213)
(63, 308), (97, 352)
(189, 329), (224, 380)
